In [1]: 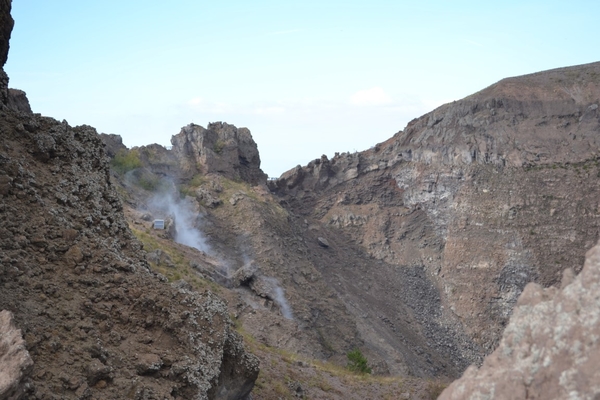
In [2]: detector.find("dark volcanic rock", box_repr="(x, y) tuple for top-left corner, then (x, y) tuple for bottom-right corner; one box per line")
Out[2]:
(0, 0), (14, 106)
(98, 133), (127, 158)
(0, 0), (12, 67)
(0, 8), (260, 392)
(7, 89), (32, 114)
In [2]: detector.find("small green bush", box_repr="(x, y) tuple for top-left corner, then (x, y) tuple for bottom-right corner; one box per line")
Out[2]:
(111, 148), (143, 174)
(213, 140), (225, 154)
(346, 348), (372, 374)
(138, 175), (160, 191)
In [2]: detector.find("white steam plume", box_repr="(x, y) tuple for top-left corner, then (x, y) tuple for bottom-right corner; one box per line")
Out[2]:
(264, 277), (294, 320)
(149, 190), (211, 253)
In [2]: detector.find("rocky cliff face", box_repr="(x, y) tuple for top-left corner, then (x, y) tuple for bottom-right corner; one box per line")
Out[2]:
(268, 62), (600, 378)
(0, 2), (259, 398)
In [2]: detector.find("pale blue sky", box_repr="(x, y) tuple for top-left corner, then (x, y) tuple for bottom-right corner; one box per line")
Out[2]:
(6, 1), (600, 176)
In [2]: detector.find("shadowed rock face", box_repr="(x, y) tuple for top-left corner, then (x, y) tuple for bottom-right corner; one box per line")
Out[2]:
(439, 241), (600, 399)
(0, 0), (12, 67)
(7, 89), (32, 114)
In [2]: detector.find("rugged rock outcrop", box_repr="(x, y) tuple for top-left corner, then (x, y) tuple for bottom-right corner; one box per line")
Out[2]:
(7, 89), (32, 114)
(440, 241), (600, 399)
(98, 133), (127, 158)
(0, 310), (33, 399)
(171, 122), (267, 185)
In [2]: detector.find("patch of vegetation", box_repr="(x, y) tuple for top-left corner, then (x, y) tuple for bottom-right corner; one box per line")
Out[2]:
(111, 148), (143, 174)
(138, 175), (161, 191)
(426, 380), (448, 400)
(525, 158), (599, 174)
(188, 174), (207, 188)
(346, 348), (372, 375)
(128, 225), (216, 292)
(213, 140), (226, 154)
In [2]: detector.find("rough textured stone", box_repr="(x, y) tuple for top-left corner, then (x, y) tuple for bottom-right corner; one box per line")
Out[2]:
(0, 310), (33, 400)
(98, 133), (127, 158)
(6, 89), (31, 114)
(440, 241), (600, 399)
(0, 0), (12, 68)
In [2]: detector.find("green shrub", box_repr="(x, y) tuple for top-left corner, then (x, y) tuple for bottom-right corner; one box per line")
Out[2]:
(138, 175), (161, 191)
(111, 148), (143, 174)
(213, 140), (225, 154)
(346, 348), (372, 374)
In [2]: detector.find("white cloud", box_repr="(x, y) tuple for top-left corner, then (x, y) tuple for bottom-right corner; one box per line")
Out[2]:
(186, 97), (229, 113)
(349, 87), (392, 106)
(252, 106), (285, 115)
(188, 97), (203, 105)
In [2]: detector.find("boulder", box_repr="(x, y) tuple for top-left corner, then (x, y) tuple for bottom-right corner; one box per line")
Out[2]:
(317, 237), (330, 248)
(0, 310), (33, 399)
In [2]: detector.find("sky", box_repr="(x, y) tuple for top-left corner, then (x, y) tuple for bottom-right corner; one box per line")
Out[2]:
(5, 1), (600, 177)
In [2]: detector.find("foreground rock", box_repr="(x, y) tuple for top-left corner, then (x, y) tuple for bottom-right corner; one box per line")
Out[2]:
(440, 241), (600, 399)
(0, 310), (33, 399)
(0, 2), (259, 391)
(0, 105), (259, 400)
